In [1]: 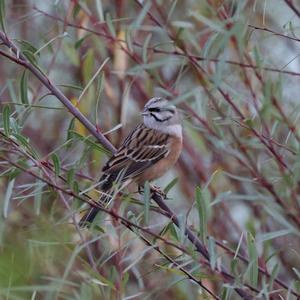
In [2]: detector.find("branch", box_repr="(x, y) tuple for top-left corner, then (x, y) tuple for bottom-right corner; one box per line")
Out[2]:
(285, 0), (300, 18)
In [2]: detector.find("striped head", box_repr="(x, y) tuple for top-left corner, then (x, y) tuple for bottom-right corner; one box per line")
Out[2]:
(141, 97), (181, 137)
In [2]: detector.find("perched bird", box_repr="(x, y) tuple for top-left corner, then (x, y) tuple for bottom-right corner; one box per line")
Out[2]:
(79, 97), (182, 227)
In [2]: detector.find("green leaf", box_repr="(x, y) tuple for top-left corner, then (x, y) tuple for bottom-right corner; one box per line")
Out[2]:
(105, 12), (116, 38)
(6, 167), (20, 180)
(221, 286), (231, 300)
(258, 229), (293, 242)
(34, 181), (43, 215)
(4, 178), (15, 218)
(208, 236), (216, 270)
(230, 257), (239, 277)
(269, 263), (279, 291)
(67, 168), (75, 187)
(129, 59), (173, 73)
(131, 0), (151, 29)
(125, 29), (134, 54)
(82, 48), (94, 84)
(23, 50), (38, 66)
(142, 33), (152, 63)
(66, 118), (76, 145)
(3, 104), (10, 136)
(143, 181), (150, 224)
(63, 42), (79, 66)
(95, 72), (105, 124)
(195, 186), (207, 243)
(18, 40), (39, 55)
(72, 3), (81, 19)
(73, 181), (79, 195)
(58, 84), (83, 91)
(79, 57), (110, 102)
(163, 177), (178, 194)
(178, 214), (186, 243)
(20, 71), (29, 105)
(9, 116), (20, 134)
(0, 0), (6, 32)
(246, 232), (258, 287)
(293, 268), (300, 280)
(74, 34), (90, 50)
(51, 154), (60, 177)
(158, 221), (178, 242)
(70, 131), (111, 155)
(12, 133), (38, 159)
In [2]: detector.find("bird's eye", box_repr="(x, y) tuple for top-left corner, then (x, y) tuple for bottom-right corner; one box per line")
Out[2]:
(148, 107), (160, 112)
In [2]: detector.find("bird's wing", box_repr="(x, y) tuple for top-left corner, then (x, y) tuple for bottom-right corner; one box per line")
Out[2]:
(101, 124), (170, 184)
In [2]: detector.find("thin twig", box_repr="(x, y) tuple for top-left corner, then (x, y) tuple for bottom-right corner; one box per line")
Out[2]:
(285, 0), (300, 18)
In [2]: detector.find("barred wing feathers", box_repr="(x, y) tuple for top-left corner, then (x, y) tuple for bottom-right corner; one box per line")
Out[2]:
(101, 124), (170, 188)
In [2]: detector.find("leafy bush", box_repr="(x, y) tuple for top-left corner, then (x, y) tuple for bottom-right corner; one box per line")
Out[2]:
(1, 1), (300, 299)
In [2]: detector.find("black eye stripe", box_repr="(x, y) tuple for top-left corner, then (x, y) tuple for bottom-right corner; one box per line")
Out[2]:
(148, 107), (160, 112)
(148, 107), (175, 113)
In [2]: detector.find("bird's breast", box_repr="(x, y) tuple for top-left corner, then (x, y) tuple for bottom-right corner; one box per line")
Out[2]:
(136, 135), (182, 184)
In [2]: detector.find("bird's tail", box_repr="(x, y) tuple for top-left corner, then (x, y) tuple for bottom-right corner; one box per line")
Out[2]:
(79, 207), (100, 227)
(79, 171), (131, 227)
(79, 192), (111, 227)
(79, 173), (115, 227)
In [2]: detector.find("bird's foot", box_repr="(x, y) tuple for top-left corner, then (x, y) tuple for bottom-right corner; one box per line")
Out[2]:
(138, 184), (167, 199)
(138, 185), (144, 194)
(150, 185), (166, 199)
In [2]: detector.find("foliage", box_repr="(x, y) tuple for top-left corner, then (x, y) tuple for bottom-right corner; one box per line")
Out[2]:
(1, 0), (300, 299)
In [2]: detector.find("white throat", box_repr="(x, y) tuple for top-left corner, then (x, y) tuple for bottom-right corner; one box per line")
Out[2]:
(161, 124), (182, 138)
(144, 118), (182, 138)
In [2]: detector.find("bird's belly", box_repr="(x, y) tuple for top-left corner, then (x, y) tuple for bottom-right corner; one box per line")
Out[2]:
(136, 137), (182, 185)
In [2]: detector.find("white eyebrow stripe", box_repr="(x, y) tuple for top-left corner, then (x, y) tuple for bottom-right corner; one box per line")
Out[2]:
(145, 145), (166, 148)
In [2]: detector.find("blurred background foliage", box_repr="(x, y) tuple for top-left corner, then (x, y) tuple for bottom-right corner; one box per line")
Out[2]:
(1, 0), (300, 299)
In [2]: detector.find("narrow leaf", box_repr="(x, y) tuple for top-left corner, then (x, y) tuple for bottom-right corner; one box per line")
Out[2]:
(78, 57), (110, 103)
(105, 12), (116, 38)
(72, 3), (81, 18)
(66, 118), (76, 145)
(258, 229), (293, 242)
(142, 33), (152, 63)
(178, 214), (186, 243)
(143, 181), (150, 224)
(67, 168), (75, 187)
(163, 177), (178, 194)
(131, 1), (151, 29)
(20, 71), (29, 105)
(95, 72), (105, 125)
(51, 154), (60, 177)
(195, 186), (207, 243)
(3, 104), (10, 136)
(246, 232), (258, 287)
(23, 50), (38, 67)
(293, 267), (300, 280)
(34, 181), (43, 215)
(4, 179), (15, 218)
(208, 236), (216, 270)
(18, 39), (39, 54)
(0, 0), (6, 32)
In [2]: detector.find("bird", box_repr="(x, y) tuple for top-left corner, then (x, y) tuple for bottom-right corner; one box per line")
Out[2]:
(79, 97), (182, 227)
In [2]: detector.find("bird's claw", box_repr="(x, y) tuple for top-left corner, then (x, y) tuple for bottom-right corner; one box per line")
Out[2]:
(150, 185), (166, 199)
